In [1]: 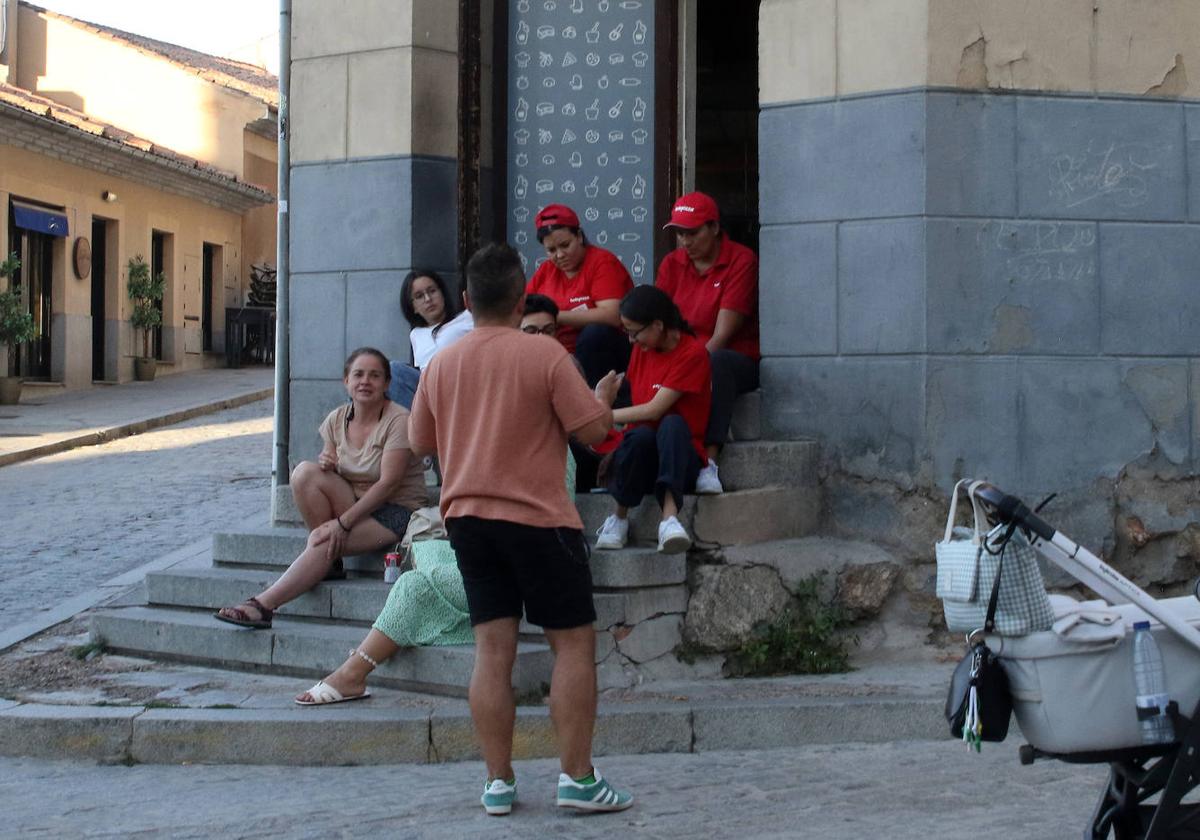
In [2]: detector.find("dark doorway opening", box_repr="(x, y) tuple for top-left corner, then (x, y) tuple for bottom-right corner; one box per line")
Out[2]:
(151, 231), (166, 360)
(91, 218), (107, 381)
(6, 220), (53, 380)
(202, 243), (215, 352)
(694, 0), (759, 252)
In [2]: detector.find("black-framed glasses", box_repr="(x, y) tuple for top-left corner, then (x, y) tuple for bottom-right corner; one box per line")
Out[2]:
(522, 324), (558, 336)
(624, 323), (651, 340)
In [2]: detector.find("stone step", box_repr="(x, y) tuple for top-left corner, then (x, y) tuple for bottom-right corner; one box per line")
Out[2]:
(212, 528), (689, 586)
(270, 438), (820, 526)
(145, 566), (685, 631)
(91, 606), (552, 697)
(576, 485), (819, 547)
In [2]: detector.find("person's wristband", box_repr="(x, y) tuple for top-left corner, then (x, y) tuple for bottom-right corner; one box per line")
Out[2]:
(336, 516), (351, 533)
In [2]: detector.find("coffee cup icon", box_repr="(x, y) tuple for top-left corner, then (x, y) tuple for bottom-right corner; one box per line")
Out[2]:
(585, 99), (600, 120)
(584, 176), (600, 198)
(586, 22), (600, 43)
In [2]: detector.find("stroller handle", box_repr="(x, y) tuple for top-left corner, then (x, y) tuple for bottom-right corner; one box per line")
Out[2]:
(969, 482), (1056, 542)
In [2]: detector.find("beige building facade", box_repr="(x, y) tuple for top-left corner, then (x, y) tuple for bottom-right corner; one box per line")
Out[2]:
(0, 0), (276, 386)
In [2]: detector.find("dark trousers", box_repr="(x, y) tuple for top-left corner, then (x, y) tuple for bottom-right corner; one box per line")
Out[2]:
(607, 415), (702, 511)
(574, 323), (631, 388)
(705, 349), (759, 449)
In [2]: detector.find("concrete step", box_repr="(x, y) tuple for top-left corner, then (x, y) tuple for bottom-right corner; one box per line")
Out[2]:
(211, 526), (387, 575)
(145, 566), (685, 631)
(576, 485), (819, 547)
(91, 606), (552, 697)
(270, 438), (820, 526)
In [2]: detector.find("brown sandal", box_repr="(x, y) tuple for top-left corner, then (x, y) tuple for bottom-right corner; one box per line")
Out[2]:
(214, 596), (273, 629)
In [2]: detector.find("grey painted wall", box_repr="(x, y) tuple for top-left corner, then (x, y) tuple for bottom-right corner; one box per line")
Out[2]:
(287, 154), (458, 467)
(759, 91), (1199, 539)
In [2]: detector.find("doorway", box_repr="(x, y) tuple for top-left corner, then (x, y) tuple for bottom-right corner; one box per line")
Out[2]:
(690, 0), (759, 251)
(202, 243), (216, 352)
(91, 218), (107, 381)
(6, 220), (53, 380)
(151, 230), (167, 360)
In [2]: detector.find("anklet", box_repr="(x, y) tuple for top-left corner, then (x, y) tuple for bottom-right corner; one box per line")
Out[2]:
(350, 648), (378, 669)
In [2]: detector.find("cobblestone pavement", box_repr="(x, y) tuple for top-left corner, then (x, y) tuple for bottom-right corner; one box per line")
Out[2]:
(3, 741), (1106, 839)
(0, 399), (273, 635)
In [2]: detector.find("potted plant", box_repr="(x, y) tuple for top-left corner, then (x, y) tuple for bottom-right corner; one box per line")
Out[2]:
(0, 252), (36, 405)
(127, 255), (164, 382)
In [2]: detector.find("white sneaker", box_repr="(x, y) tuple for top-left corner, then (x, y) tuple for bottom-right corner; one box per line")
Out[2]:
(595, 514), (628, 549)
(657, 516), (691, 554)
(695, 460), (723, 494)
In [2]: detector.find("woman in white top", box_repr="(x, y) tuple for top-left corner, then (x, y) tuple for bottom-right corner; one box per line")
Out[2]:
(389, 269), (473, 407)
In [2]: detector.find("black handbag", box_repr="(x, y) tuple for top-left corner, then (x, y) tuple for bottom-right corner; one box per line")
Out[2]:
(945, 525), (1015, 747)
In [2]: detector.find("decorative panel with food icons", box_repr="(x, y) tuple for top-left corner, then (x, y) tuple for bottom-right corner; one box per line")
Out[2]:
(506, 0), (654, 282)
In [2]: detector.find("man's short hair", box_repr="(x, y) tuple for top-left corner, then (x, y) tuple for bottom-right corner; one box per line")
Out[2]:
(466, 243), (525, 319)
(523, 293), (559, 319)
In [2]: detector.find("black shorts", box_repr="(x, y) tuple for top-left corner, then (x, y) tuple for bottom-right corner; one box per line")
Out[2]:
(446, 516), (596, 630)
(370, 503), (411, 538)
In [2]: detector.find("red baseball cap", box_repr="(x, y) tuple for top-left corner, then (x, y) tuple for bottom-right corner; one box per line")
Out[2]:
(663, 192), (719, 230)
(534, 204), (580, 230)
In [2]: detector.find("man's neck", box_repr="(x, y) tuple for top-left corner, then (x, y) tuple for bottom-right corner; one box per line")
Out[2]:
(472, 316), (515, 329)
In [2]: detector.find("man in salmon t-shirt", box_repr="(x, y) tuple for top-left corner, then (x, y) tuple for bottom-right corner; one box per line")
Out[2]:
(409, 243), (633, 817)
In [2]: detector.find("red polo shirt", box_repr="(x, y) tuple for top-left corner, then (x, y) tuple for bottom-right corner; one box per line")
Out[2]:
(625, 332), (712, 461)
(655, 235), (760, 360)
(526, 245), (633, 353)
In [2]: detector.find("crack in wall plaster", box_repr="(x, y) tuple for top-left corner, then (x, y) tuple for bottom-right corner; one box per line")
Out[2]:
(957, 35), (988, 89)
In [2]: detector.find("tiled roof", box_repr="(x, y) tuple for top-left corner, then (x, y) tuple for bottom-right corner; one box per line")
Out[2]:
(24, 2), (279, 109)
(0, 81), (272, 197)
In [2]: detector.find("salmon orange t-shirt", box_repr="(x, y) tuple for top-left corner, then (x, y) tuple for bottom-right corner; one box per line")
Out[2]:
(625, 332), (712, 460)
(526, 245), (633, 353)
(409, 326), (608, 529)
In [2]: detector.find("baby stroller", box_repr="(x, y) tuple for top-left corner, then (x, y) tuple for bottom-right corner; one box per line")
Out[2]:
(949, 481), (1200, 840)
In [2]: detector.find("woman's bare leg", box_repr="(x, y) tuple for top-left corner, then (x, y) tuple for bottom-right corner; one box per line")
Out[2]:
(291, 461), (357, 530)
(254, 517), (398, 612)
(295, 629), (401, 702)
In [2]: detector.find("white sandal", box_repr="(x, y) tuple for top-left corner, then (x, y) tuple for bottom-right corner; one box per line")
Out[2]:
(294, 680), (371, 706)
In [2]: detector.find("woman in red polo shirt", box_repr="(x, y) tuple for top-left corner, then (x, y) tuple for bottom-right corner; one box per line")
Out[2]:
(656, 192), (759, 496)
(593, 285), (711, 555)
(526, 203), (634, 386)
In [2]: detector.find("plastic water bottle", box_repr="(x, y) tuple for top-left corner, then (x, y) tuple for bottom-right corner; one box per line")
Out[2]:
(1132, 621), (1174, 744)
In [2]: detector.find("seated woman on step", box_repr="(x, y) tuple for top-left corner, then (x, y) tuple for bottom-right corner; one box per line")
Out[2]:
(593, 285), (711, 556)
(215, 347), (427, 630)
(388, 269), (474, 409)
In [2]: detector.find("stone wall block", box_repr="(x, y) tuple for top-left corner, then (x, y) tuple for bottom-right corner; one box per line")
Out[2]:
(288, 379), (354, 470)
(725, 537), (899, 599)
(925, 219), (1100, 355)
(411, 158), (460, 270)
(348, 49), (413, 159)
(758, 0), (836, 104)
(925, 93), (1017, 216)
(762, 357), (926, 481)
(1099, 224), (1200, 356)
(683, 565), (791, 652)
(838, 0), (929, 96)
(290, 57), (348, 163)
(291, 159), (414, 274)
(615, 615), (683, 664)
(344, 271), (411, 365)
(838, 219), (926, 354)
(759, 94), (925, 224)
(1186, 107), (1200, 222)
(1017, 98), (1186, 221)
(758, 222), (837, 356)
(292, 0), (414, 60)
(289, 273), (346, 380)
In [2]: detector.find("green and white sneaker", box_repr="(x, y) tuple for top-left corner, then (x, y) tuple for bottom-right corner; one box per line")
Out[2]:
(481, 777), (516, 816)
(556, 768), (634, 812)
